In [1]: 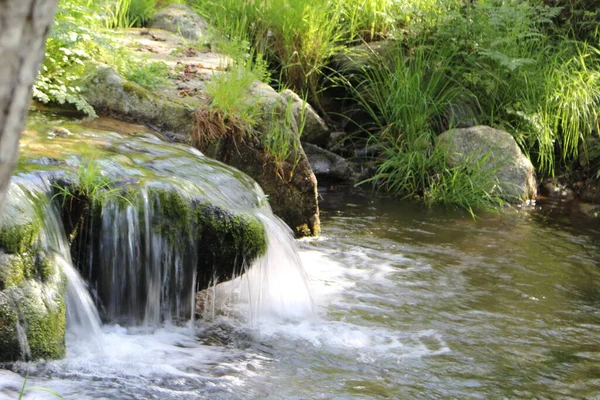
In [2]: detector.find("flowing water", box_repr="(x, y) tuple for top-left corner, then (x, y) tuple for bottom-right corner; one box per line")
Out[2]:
(2, 188), (600, 399)
(1, 114), (600, 399)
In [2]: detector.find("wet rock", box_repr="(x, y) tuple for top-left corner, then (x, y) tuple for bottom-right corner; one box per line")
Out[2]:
(148, 4), (208, 41)
(437, 125), (537, 203)
(579, 202), (600, 217)
(302, 142), (357, 182)
(280, 89), (330, 147)
(0, 184), (66, 362)
(540, 178), (575, 201)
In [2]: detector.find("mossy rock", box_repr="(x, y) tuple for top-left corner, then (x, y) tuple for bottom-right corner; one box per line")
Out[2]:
(0, 183), (67, 362)
(0, 294), (20, 361)
(78, 63), (194, 139)
(0, 185), (43, 254)
(194, 203), (267, 288)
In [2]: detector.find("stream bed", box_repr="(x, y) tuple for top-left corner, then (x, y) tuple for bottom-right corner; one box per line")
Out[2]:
(1, 187), (600, 399)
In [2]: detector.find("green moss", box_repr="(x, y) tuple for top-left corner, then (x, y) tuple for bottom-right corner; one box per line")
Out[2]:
(152, 189), (194, 241)
(36, 254), (55, 282)
(123, 81), (155, 101)
(0, 295), (20, 361)
(23, 289), (67, 360)
(0, 254), (25, 290)
(0, 223), (39, 254)
(195, 205), (267, 260)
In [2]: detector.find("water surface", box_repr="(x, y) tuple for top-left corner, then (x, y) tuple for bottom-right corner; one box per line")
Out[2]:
(2, 188), (600, 399)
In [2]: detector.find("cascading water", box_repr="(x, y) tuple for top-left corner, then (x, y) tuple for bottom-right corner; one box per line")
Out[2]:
(13, 114), (315, 331)
(0, 115), (316, 399)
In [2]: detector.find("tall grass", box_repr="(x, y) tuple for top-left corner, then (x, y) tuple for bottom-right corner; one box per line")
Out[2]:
(191, 0), (393, 104)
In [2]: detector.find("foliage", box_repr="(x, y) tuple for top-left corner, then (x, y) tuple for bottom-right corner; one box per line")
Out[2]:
(191, 0), (392, 104)
(205, 49), (269, 126)
(125, 60), (171, 88)
(52, 156), (130, 207)
(33, 0), (100, 117)
(425, 152), (506, 217)
(102, 0), (160, 28)
(260, 96), (306, 179)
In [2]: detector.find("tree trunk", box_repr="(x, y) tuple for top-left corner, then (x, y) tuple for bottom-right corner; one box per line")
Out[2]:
(0, 0), (58, 214)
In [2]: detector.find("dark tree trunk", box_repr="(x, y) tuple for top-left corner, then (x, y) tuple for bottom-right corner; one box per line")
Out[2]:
(0, 0), (58, 213)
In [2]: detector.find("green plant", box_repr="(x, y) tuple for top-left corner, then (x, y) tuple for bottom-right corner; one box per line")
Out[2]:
(425, 151), (506, 217)
(127, 0), (159, 27)
(103, 0), (135, 28)
(18, 372), (63, 399)
(52, 156), (130, 207)
(33, 0), (100, 117)
(125, 61), (171, 88)
(261, 97), (303, 179)
(205, 49), (269, 125)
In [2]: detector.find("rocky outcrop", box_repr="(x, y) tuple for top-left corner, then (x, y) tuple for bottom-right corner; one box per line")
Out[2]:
(148, 4), (209, 41)
(201, 82), (320, 236)
(77, 25), (320, 236)
(437, 125), (537, 203)
(302, 142), (358, 182)
(0, 184), (66, 361)
(78, 63), (195, 138)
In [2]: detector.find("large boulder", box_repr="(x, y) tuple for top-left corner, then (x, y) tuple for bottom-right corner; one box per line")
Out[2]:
(0, 183), (66, 362)
(148, 4), (209, 41)
(201, 82), (320, 237)
(78, 63), (195, 138)
(437, 126), (537, 203)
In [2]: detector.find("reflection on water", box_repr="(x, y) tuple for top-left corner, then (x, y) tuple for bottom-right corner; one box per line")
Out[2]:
(2, 187), (600, 399)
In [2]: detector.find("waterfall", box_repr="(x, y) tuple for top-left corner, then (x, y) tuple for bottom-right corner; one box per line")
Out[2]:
(37, 201), (103, 343)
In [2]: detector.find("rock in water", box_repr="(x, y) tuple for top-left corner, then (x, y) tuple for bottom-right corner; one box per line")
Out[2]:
(0, 184), (66, 361)
(437, 125), (537, 203)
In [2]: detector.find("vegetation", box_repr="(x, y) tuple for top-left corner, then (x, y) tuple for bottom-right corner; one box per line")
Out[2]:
(36, 0), (600, 214)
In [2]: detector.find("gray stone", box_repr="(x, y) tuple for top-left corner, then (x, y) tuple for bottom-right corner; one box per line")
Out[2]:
(148, 4), (208, 41)
(280, 89), (330, 147)
(78, 63), (194, 139)
(437, 125), (537, 203)
(302, 142), (357, 182)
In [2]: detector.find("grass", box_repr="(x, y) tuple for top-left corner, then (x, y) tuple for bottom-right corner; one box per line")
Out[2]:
(261, 96), (304, 180)
(18, 372), (63, 399)
(52, 156), (130, 207)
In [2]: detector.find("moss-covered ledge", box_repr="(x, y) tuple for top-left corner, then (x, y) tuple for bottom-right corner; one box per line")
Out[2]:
(0, 184), (67, 362)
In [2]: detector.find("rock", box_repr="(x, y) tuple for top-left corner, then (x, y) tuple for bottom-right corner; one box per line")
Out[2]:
(579, 202), (600, 217)
(540, 178), (575, 201)
(280, 89), (330, 147)
(201, 82), (320, 236)
(77, 61), (320, 237)
(437, 125), (537, 203)
(148, 4), (208, 41)
(302, 142), (357, 182)
(78, 63), (195, 138)
(0, 183), (66, 362)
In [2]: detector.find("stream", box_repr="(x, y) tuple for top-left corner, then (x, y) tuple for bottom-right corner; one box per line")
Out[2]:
(1, 185), (600, 399)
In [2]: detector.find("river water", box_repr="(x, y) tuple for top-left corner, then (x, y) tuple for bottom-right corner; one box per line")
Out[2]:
(1, 187), (600, 399)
